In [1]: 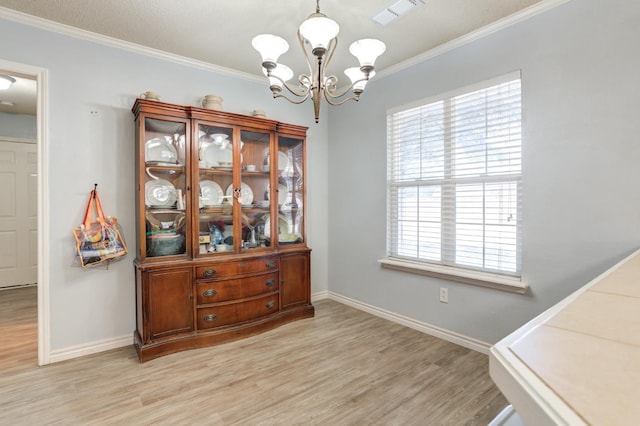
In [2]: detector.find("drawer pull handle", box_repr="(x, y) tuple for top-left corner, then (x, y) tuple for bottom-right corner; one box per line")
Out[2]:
(203, 289), (217, 297)
(266, 261), (276, 268)
(265, 279), (276, 287)
(203, 269), (216, 277)
(204, 314), (217, 322)
(266, 301), (275, 309)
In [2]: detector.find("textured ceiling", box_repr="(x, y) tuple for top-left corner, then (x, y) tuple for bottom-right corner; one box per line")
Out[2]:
(0, 0), (547, 115)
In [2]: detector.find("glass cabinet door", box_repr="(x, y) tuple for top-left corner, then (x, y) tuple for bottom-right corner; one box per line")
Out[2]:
(142, 117), (188, 258)
(238, 129), (272, 252)
(275, 136), (305, 246)
(195, 124), (235, 255)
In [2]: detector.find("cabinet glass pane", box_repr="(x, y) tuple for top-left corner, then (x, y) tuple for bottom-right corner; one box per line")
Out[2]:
(276, 136), (304, 246)
(240, 130), (271, 252)
(196, 125), (234, 254)
(143, 118), (187, 258)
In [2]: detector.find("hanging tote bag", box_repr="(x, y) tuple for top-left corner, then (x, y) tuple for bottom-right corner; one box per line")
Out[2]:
(73, 187), (128, 267)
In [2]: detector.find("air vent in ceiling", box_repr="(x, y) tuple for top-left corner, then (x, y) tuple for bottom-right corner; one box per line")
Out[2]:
(372, 0), (425, 26)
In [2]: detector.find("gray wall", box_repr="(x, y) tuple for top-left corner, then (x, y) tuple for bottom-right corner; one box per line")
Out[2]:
(0, 112), (36, 139)
(327, 0), (640, 343)
(0, 18), (329, 352)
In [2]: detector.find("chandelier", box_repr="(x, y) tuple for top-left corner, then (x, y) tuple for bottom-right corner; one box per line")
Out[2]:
(252, 0), (386, 123)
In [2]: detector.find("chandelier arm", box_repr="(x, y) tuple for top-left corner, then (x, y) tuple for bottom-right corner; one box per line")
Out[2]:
(324, 37), (338, 70)
(325, 76), (370, 99)
(273, 91), (311, 105)
(267, 72), (311, 98)
(297, 29), (314, 77)
(281, 79), (311, 98)
(323, 92), (360, 106)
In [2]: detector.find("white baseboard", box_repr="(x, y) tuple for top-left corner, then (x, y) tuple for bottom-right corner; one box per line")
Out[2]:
(47, 290), (488, 363)
(49, 334), (133, 364)
(326, 291), (491, 354)
(311, 290), (329, 302)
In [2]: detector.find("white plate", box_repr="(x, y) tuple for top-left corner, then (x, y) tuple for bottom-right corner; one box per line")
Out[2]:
(267, 183), (289, 205)
(277, 151), (289, 172)
(278, 184), (289, 205)
(200, 142), (232, 168)
(145, 179), (177, 207)
(225, 182), (253, 206)
(146, 137), (178, 164)
(264, 214), (294, 239)
(199, 180), (223, 206)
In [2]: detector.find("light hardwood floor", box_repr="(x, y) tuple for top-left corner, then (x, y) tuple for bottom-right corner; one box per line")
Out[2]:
(0, 287), (507, 425)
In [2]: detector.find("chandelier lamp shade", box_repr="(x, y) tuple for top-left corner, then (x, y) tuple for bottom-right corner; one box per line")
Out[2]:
(252, 0), (386, 123)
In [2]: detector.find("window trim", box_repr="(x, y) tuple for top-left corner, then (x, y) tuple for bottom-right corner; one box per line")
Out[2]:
(379, 257), (529, 294)
(383, 71), (527, 292)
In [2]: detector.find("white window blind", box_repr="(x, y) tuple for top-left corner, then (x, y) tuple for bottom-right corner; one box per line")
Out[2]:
(387, 73), (522, 276)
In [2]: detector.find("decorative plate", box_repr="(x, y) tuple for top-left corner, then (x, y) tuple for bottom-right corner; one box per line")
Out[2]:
(267, 183), (290, 205)
(264, 214), (294, 239)
(200, 142), (232, 168)
(145, 179), (177, 207)
(145, 137), (177, 164)
(277, 151), (289, 172)
(199, 180), (224, 206)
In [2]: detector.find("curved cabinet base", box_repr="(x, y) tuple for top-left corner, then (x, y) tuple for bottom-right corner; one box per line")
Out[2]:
(134, 304), (314, 362)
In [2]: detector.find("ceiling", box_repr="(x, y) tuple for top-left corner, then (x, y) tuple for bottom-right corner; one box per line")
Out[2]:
(0, 0), (547, 116)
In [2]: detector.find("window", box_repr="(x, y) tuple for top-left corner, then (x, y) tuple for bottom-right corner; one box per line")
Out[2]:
(386, 72), (522, 280)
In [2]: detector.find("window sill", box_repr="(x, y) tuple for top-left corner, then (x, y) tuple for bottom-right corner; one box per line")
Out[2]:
(378, 258), (529, 294)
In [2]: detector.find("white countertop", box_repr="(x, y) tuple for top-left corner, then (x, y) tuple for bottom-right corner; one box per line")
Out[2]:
(489, 249), (640, 425)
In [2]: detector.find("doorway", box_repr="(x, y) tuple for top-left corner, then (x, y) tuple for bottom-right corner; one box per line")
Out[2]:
(0, 59), (49, 366)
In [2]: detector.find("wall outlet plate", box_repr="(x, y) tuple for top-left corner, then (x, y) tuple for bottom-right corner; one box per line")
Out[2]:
(439, 287), (448, 303)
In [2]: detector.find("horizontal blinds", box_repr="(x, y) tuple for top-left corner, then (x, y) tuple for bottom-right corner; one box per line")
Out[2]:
(387, 77), (522, 276)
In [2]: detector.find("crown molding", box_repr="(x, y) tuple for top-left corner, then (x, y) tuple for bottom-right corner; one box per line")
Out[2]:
(0, 6), (263, 84)
(376, 0), (573, 80)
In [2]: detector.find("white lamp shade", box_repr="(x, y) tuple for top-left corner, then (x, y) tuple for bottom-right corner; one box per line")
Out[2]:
(252, 34), (289, 64)
(349, 39), (386, 67)
(0, 75), (15, 90)
(263, 64), (293, 88)
(299, 16), (339, 50)
(344, 67), (375, 91)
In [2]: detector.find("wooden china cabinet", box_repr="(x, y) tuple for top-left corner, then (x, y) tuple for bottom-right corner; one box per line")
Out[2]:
(132, 99), (313, 362)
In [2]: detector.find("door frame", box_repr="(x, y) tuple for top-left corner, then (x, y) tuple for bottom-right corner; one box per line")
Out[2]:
(0, 59), (50, 365)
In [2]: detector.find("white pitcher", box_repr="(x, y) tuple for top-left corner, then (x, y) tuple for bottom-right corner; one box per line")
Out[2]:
(201, 94), (223, 110)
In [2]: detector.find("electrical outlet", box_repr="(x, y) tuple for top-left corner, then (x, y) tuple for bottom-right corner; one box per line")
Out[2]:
(439, 287), (448, 303)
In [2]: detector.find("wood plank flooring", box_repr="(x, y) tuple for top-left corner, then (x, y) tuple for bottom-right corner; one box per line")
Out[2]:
(0, 287), (507, 425)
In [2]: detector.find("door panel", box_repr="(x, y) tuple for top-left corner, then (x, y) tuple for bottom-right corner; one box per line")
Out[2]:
(0, 140), (37, 288)
(280, 252), (310, 309)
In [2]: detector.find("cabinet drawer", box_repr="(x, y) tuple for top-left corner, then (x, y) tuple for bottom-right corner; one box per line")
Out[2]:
(197, 294), (280, 330)
(196, 272), (279, 305)
(196, 257), (279, 279)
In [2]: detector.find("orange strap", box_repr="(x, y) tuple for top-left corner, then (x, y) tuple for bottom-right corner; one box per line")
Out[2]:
(82, 188), (107, 228)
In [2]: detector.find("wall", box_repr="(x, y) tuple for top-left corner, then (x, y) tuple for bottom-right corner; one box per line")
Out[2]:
(0, 16), (329, 354)
(327, 0), (640, 344)
(0, 111), (36, 139)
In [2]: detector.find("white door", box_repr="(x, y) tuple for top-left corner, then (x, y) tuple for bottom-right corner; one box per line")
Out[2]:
(0, 139), (37, 288)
